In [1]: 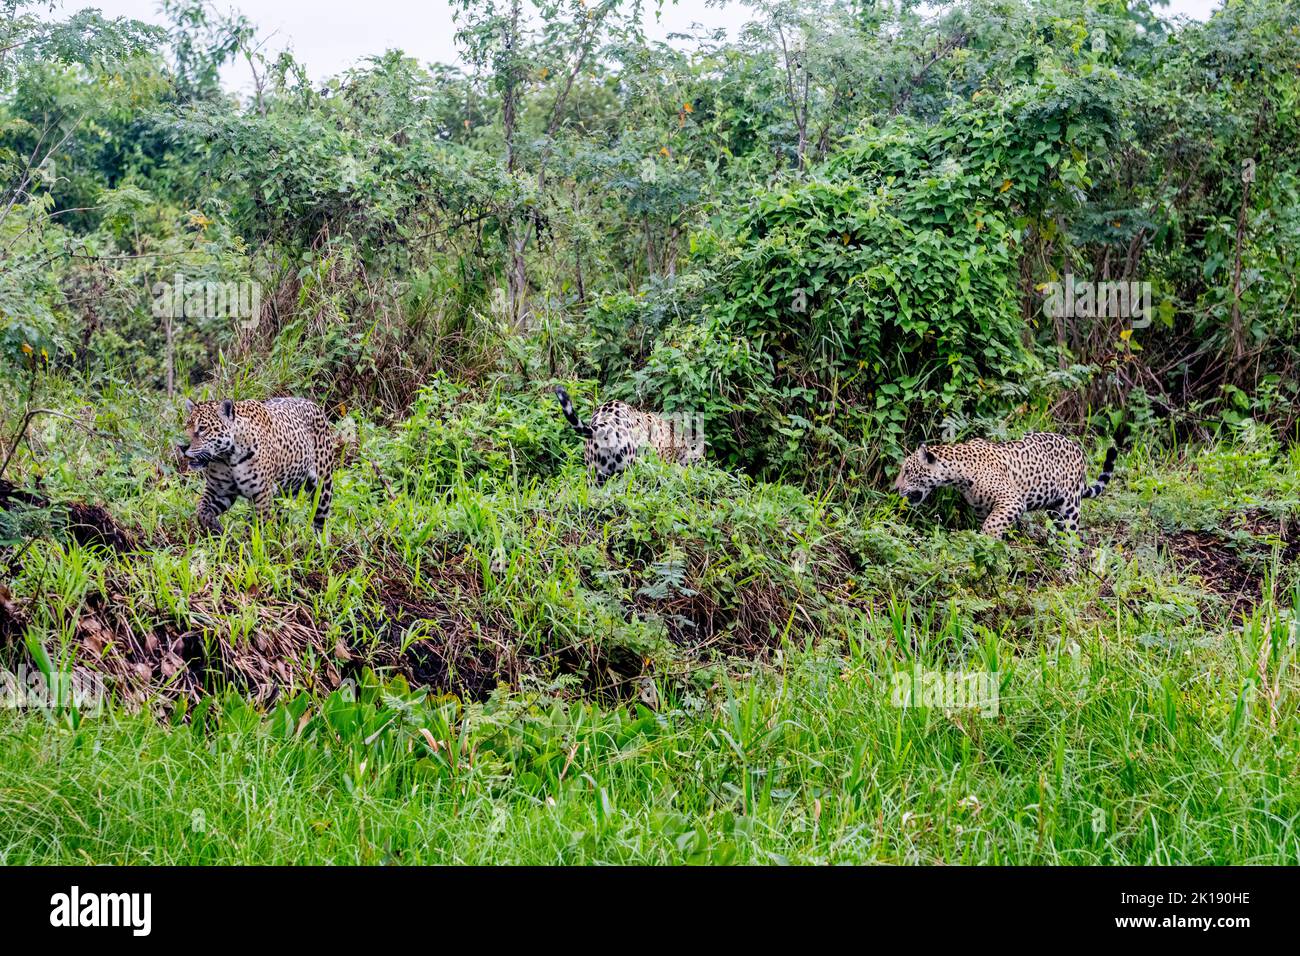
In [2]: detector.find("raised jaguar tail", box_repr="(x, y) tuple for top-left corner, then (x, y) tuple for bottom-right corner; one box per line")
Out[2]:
(554, 386), (593, 438)
(1082, 416), (1129, 499)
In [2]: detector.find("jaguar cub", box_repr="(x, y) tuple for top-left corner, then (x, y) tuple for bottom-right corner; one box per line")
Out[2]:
(181, 397), (341, 533)
(893, 431), (1120, 538)
(554, 386), (703, 483)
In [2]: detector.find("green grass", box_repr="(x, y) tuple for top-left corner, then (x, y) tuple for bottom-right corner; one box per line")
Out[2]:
(2, 594), (1297, 864)
(1, 381), (1299, 863)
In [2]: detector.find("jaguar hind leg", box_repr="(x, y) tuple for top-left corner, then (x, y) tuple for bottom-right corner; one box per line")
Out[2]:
(1048, 493), (1082, 536)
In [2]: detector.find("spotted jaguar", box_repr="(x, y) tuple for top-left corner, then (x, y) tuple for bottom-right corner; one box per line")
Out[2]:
(180, 397), (341, 533)
(892, 431), (1121, 538)
(554, 386), (703, 483)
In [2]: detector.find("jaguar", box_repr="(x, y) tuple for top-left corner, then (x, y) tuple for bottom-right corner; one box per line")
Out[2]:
(180, 397), (341, 533)
(553, 386), (703, 483)
(892, 430), (1122, 538)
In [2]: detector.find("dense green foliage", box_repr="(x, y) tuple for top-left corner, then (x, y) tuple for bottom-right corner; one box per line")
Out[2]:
(4, 0), (1298, 456)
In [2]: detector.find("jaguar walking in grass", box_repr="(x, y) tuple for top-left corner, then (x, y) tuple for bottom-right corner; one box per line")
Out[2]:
(182, 397), (343, 533)
(554, 386), (703, 483)
(893, 431), (1122, 538)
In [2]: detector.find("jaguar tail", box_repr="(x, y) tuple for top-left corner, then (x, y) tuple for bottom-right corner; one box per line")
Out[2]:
(1082, 416), (1129, 499)
(554, 386), (593, 438)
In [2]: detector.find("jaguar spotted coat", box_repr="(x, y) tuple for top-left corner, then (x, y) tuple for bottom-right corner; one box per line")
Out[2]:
(553, 386), (703, 483)
(892, 431), (1120, 538)
(181, 397), (340, 533)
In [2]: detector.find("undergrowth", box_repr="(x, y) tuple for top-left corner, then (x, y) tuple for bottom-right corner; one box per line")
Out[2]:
(1, 381), (1298, 864)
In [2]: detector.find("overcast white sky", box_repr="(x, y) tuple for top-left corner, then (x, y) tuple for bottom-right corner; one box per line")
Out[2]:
(69, 0), (1225, 91)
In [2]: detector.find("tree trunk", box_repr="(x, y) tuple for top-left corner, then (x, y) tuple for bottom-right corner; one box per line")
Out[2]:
(165, 311), (175, 398)
(501, 0), (527, 329)
(1228, 171), (1252, 381)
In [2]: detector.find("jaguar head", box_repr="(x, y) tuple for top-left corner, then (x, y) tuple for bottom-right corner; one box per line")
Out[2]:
(181, 398), (238, 466)
(893, 442), (951, 505)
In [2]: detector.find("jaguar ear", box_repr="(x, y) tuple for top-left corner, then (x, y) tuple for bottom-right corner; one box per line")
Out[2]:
(921, 443), (938, 465)
(220, 399), (235, 421)
(184, 398), (195, 416)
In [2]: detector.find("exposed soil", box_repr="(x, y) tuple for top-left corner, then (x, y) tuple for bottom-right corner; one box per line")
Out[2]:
(0, 478), (137, 552)
(68, 588), (343, 709)
(333, 556), (516, 702)
(627, 537), (854, 664)
(635, 574), (793, 660)
(1166, 513), (1298, 618)
(0, 477), (529, 707)
(1168, 530), (1261, 617)
(1236, 507), (1300, 564)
